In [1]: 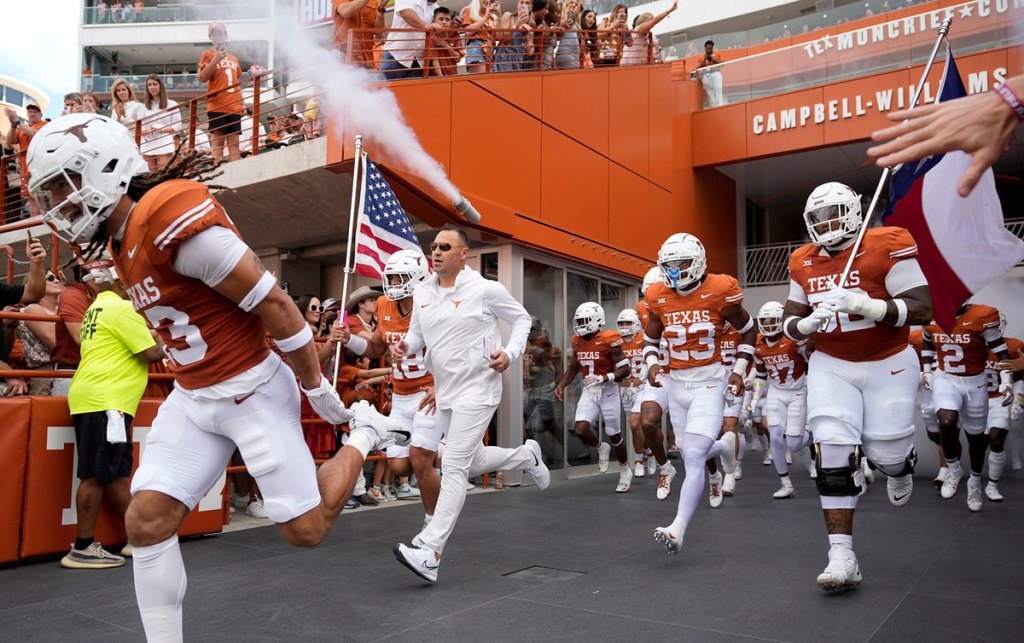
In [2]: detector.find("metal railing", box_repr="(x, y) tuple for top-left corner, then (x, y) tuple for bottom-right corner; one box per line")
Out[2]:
(744, 219), (1024, 287)
(82, 2), (271, 25)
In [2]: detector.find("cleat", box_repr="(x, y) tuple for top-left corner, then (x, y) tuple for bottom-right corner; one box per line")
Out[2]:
(762, 450), (773, 466)
(708, 473), (724, 508)
(941, 467), (963, 499)
(816, 551), (862, 591)
(60, 542), (125, 570)
(719, 432), (738, 474)
(634, 461), (645, 478)
(985, 483), (1004, 502)
(656, 464), (676, 500)
(653, 525), (684, 555)
(966, 477), (983, 512)
(722, 472), (736, 496)
(523, 439), (550, 489)
(773, 478), (795, 499)
(350, 401), (411, 449)
(597, 443), (611, 472)
(887, 474), (913, 507)
(645, 456), (657, 476)
(616, 466), (633, 493)
(933, 467), (948, 489)
(394, 543), (439, 583)
(734, 462), (743, 480)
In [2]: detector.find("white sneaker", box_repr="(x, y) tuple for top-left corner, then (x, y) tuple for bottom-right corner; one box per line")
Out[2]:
(616, 466), (633, 493)
(734, 462), (743, 481)
(653, 524), (684, 555)
(245, 498), (268, 518)
(465, 481), (476, 491)
(887, 474), (913, 507)
(708, 473), (723, 508)
(722, 473), (736, 496)
(966, 476), (983, 512)
(597, 442), (611, 473)
(816, 550), (862, 591)
(645, 456), (657, 476)
(762, 451), (773, 466)
(395, 483), (421, 500)
(773, 478), (795, 499)
(350, 401), (411, 449)
(231, 492), (251, 509)
(719, 432), (738, 475)
(656, 464), (676, 501)
(523, 439), (550, 490)
(634, 461), (645, 478)
(941, 467), (963, 499)
(393, 543), (439, 583)
(933, 467), (948, 489)
(985, 482), (1004, 502)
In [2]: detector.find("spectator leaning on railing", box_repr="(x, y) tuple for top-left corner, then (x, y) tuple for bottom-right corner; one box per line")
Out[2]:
(0, 237), (46, 396)
(61, 260), (165, 570)
(696, 39), (725, 107)
(620, 1), (674, 67)
(198, 21), (245, 162)
(17, 268), (65, 395)
(332, 0), (386, 67)
(4, 103), (47, 215)
(553, 0), (582, 70)
(381, 0), (440, 80)
(461, 0), (500, 75)
(596, 4), (629, 66)
(429, 7), (463, 77)
(138, 75), (181, 172)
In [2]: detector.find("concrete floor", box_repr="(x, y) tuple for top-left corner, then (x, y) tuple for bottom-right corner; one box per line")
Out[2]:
(2, 458), (1023, 642)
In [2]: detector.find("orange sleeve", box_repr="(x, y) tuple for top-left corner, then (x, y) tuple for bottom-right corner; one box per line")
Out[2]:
(198, 49), (213, 73)
(722, 275), (743, 306)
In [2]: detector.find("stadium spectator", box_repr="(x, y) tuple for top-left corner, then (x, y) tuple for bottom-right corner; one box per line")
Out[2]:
(111, 0), (122, 22)
(554, 0), (582, 70)
(461, 0), (500, 75)
(121, 0), (132, 22)
(63, 93), (84, 115)
(579, 9), (598, 67)
(429, 7), (463, 77)
(346, 286), (378, 339)
(332, 0), (386, 67)
(4, 104), (47, 215)
(50, 266), (97, 397)
(297, 294), (324, 332)
(0, 238), (46, 395)
(620, 1), (674, 66)
(198, 21), (245, 162)
(61, 260), (164, 569)
(138, 75), (181, 171)
(110, 79), (145, 130)
(17, 269), (65, 395)
(302, 98), (324, 139)
(134, 0), (143, 22)
(596, 4), (629, 66)
(380, 0), (441, 80)
(97, 0), (108, 23)
(81, 91), (100, 114)
(697, 39), (725, 107)
(535, 0), (561, 71)
(239, 107), (267, 157)
(493, 0), (536, 72)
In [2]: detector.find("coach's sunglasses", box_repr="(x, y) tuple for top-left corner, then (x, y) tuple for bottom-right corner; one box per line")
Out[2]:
(430, 242), (466, 252)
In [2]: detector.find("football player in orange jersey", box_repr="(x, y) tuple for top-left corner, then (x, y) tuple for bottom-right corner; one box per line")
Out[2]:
(716, 319), (748, 499)
(982, 312), (1024, 501)
(28, 113), (409, 641)
(334, 249), (445, 526)
(748, 301), (813, 500)
(644, 233), (755, 555)
(616, 308), (651, 479)
(636, 268), (678, 498)
(909, 327), (947, 486)
(922, 302), (1011, 510)
(784, 182), (933, 591)
(555, 302), (632, 492)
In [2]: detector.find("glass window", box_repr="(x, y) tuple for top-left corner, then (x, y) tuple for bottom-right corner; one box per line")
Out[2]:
(599, 282), (625, 332)
(522, 260), (565, 470)
(7, 88), (24, 109)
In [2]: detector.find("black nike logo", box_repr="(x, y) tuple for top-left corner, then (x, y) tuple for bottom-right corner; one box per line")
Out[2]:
(531, 450), (539, 467)
(892, 492), (909, 503)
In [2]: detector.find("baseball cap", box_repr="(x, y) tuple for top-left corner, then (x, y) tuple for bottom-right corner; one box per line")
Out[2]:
(25, 103), (42, 112)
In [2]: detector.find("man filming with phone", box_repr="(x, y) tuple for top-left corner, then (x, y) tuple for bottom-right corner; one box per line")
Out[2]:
(696, 39), (725, 107)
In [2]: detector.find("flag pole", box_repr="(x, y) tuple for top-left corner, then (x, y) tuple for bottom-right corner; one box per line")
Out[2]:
(333, 134), (365, 389)
(836, 15), (953, 289)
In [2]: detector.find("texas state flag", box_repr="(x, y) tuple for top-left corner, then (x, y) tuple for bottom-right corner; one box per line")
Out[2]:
(883, 49), (1024, 333)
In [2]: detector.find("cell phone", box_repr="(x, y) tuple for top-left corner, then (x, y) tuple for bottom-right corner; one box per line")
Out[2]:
(26, 230), (33, 243)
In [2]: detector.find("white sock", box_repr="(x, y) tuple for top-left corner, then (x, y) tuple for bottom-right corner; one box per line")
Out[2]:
(828, 534), (853, 553)
(989, 451), (1006, 483)
(946, 458), (962, 474)
(134, 535), (186, 643)
(660, 462), (673, 474)
(424, 513), (433, 525)
(346, 431), (373, 459)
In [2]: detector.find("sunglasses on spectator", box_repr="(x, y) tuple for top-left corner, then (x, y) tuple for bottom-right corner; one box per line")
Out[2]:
(46, 274), (59, 282)
(308, 304), (324, 313)
(430, 242), (466, 252)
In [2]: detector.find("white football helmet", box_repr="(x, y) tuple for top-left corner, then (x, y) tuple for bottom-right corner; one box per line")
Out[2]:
(658, 233), (706, 292)
(803, 182), (862, 250)
(616, 308), (642, 339)
(757, 301), (785, 337)
(28, 113), (148, 245)
(641, 266), (661, 296)
(573, 302), (605, 336)
(382, 249), (431, 300)
(999, 311), (1007, 335)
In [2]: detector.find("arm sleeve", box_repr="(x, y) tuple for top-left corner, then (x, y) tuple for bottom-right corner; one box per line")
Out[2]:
(172, 225), (250, 287)
(484, 280), (530, 363)
(787, 279), (808, 305)
(884, 258), (929, 297)
(110, 307), (158, 355)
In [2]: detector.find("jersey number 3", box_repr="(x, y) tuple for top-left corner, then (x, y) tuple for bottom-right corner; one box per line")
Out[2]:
(144, 305), (209, 366)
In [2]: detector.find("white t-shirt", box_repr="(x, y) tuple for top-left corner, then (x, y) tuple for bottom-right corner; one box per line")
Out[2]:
(383, 0), (434, 67)
(138, 99), (182, 156)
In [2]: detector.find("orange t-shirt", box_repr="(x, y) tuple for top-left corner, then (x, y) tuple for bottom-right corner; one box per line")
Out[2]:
(432, 30), (464, 76)
(198, 49), (244, 115)
(16, 120), (47, 186)
(461, 6), (495, 45)
(51, 283), (94, 366)
(332, 0), (380, 65)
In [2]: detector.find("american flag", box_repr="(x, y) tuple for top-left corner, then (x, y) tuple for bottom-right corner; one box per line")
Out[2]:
(354, 157), (423, 279)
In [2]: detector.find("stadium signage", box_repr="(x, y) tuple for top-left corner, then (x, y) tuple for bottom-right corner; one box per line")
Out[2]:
(296, 0), (333, 27)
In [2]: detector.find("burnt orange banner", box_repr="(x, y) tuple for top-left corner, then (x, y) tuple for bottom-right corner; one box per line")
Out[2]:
(20, 398), (223, 559)
(0, 399), (30, 563)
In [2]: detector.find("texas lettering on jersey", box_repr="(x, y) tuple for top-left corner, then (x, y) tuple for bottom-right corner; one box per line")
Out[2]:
(571, 329), (624, 377)
(789, 226), (917, 362)
(376, 295), (433, 395)
(621, 333), (647, 380)
(986, 336), (1023, 399)
(719, 325), (740, 368)
(925, 304), (1001, 377)
(754, 334), (807, 389)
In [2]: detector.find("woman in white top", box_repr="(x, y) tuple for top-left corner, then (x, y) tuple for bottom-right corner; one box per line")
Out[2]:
(620, 0), (675, 67)
(139, 75), (182, 171)
(109, 78), (145, 133)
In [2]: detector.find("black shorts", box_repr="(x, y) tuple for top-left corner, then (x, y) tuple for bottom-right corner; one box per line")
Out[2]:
(73, 411), (134, 485)
(207, 111), (242, 136)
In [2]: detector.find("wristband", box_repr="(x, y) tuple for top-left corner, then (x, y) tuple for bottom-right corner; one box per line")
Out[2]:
(999, 369), (1013, 386)
(275, 324), (313, 352)
(736, 316), (754, 334)
(731, 357), (749, 377)
(990, 342), (1008, 355)
(995, 83), (1024, 121)
(346, 334), (368, 355)
(736, 343), (754, 356)
(645, 353), (660, 367)
(893, 299), (908, 327)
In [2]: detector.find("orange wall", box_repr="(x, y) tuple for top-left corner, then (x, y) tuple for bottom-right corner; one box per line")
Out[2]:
(327, 66), (738, 279)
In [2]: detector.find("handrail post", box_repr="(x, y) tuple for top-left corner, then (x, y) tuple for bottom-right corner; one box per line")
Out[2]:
(251, 71), (262, 157)
(134, 118), (142, 147)
(188, 99), (197, 152)
(423, 28), (433, 77)
(0, 156), (7, 223)
(51, 233), (59, 276)
(647, 30), (653, 64)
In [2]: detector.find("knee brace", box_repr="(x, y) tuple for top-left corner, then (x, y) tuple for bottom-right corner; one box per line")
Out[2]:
(873, 448), (917, 478)
(814, 445), (863, 497)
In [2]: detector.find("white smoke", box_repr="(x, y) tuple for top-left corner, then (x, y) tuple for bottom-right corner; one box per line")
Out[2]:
(278, 27), (460, 202)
